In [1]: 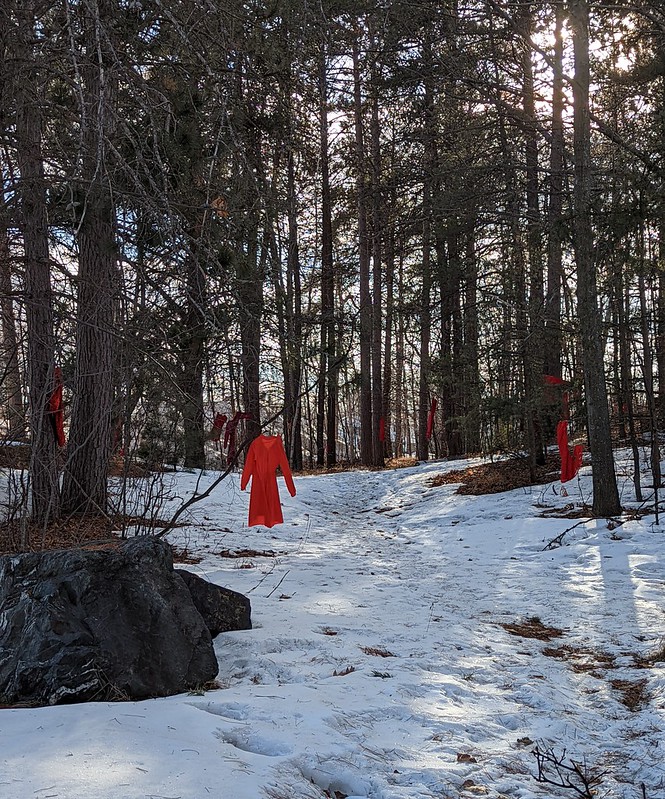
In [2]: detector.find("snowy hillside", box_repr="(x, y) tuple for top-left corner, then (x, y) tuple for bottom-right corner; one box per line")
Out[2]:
(1, 453), (664, 798)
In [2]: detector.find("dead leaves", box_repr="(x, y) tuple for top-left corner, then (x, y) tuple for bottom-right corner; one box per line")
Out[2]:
(504, 618), (652, 711)
(501, 617), (566, 642)
(430, 457), (558, 496)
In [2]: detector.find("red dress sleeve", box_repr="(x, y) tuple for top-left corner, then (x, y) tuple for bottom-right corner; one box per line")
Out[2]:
(240, 439), (256, 491)
(277, 437), (296, 497)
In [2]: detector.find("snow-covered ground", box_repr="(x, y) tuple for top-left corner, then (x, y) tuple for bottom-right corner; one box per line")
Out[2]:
(1, 451), (664, 798)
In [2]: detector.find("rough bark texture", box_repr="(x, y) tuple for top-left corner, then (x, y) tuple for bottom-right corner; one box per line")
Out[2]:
(0, 538), (220, 705)
(14, 1), (60, 525)
(0, 217), (26, 441)
(61, 0), (117, 514)
(353, 32), (373, 467)
(544, 1), (565, 380)
(571, 0), (621, 517)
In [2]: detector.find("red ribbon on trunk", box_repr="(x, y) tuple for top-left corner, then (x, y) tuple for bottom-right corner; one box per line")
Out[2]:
(48, 366), (66, 447)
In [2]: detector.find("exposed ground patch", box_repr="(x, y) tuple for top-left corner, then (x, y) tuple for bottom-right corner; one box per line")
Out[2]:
(500, 617), (566, 641)
(430, 457), (559, 495)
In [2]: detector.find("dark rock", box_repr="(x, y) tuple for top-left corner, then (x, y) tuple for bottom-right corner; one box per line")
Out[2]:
(175, 569), (251, 636)
(0, 537), (219, 705)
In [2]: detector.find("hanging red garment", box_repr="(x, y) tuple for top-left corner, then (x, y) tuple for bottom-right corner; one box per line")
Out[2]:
(426, 398), (437, 441)
(48, 367), (66, 447)
(379, 417), (385, 442)
(209, 413), (227, 442)
(557, 420), (583, 483)
(544, 374), (570, 419)
(240, 435), (296, 528)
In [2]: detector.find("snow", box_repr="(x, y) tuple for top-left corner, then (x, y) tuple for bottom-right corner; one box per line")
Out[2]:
(2, 452), (665, 798)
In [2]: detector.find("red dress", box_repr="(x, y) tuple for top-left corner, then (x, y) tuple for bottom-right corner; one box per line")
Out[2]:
(240, 435), (296, 528)
(557, 420), (583, 483)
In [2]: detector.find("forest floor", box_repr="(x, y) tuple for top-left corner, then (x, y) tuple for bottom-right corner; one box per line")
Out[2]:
(1, 449), (664, 798)
(0, 450), (563, 556)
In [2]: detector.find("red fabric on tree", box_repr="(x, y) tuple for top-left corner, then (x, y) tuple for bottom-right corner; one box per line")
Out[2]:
(557, 420), (583, 483)
(240, 435), (296, 528)
(210, 413), (227, 442)
(379, 417), (385, 442)
(426, 398), (437, 440)
(544, 374), (570, 419)
(48, 367), (66, 447)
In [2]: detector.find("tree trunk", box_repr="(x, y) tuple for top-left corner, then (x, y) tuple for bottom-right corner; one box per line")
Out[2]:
(521, 2), (545, 465)
(570, 0), (620, 517)
(394, 253), (405, 458)
(62, 0), (118, 515)
(318, 42), (335, 467)
(180, 239), (207, 470)
(463, 224), (481, 453)
(286, 147), (303, 470)
(418, 206), (432, 463)
(616, 268), (641, 501)
(352, 30), (373, 467)
(0, 218), (26, 441)
(14, 0), (60, 526)
(369, 37), (384, 468)
(637, 238), (661, 509)
(382, 189), (395, 460)
(544, 0), (565, 381)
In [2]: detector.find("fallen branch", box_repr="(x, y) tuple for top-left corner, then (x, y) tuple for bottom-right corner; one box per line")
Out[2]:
(542, 520), (588, 551)
(533, 746), (605, 799)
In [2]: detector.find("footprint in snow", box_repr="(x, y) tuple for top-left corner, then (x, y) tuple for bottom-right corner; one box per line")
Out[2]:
(216, 728), (292, 756)
(189, 701), (251, 720)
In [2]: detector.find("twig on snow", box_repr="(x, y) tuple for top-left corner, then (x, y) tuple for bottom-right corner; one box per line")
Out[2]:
(532, 746), (605, 799)
(542, 520), (588, 551)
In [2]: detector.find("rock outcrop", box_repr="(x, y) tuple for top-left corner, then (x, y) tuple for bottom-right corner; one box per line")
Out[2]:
(0, 537), (228, 705)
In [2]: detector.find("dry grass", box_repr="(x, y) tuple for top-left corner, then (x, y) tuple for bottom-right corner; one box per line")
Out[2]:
(501, 617), (566, 642)
(430, 456), (559, 495)
(0, 514), (189, 559)
(542, 644), (617, 674)
(212, 547), (283, 559)
(610, 678), (650, 711)
(360, 646), (396, 657)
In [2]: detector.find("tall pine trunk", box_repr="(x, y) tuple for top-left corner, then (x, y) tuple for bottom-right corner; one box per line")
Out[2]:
(570, 0), (620, 517)
(14, 1), (60, 526)
(352, 30), (373, 466)
(0, 216), (25, 441)
(62, 0), (118, 515)
(544, 0), (565, 381)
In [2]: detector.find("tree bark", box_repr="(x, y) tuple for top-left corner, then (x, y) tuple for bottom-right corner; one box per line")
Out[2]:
(544, 1), (566, 381)
(570, 0), (621, 517)
(521, 3), (545, 466)
(14, 0), (60, 525)
(0, 218), (26, 441)
(62, 0), (118, 515)
(318, 41), (336, 467)
(352, 30), (373, 467)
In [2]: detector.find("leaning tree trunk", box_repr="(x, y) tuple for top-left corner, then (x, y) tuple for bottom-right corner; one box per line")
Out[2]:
(570, 0), (620, 517)
(61, 0), (118, 515)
